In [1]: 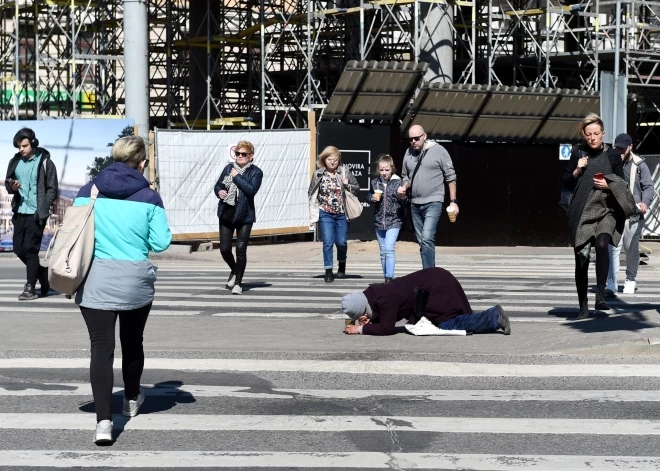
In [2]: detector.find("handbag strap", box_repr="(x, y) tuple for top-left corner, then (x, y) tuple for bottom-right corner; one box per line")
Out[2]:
(408, 149), (426, 196)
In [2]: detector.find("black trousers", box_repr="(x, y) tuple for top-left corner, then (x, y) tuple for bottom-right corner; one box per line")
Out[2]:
(12, 213), (46, 287)
(219, 220), (253, 283)
(80, 303), (151, 422)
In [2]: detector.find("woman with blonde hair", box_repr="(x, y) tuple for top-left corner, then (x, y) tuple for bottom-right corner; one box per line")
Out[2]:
(214, 140), (263, 294)
(562, 113), (635, 319)
(308, 146), (360, 282)
(73, 135), (172, 444)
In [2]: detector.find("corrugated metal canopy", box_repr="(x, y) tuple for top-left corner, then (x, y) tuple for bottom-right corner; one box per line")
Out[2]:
(323, 60), (428, 121)
(403, 83), (600, 143)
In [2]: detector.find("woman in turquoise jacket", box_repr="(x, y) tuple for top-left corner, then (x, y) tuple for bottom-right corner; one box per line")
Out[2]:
(72, 136), (172, 444)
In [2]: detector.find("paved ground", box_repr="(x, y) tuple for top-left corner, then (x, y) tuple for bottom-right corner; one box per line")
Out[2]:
(2, 242), (660, 469)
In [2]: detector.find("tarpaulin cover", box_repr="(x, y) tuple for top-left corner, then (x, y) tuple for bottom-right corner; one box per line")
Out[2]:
(156, 129), (311, 237)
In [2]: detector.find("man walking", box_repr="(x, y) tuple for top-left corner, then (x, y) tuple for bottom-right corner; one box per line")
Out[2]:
(4, 128), (58, 300)
(605, 133), (654, 296)
(397, 125), (458, 269)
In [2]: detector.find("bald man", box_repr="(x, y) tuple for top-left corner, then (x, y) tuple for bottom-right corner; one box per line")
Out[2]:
(398, 125), (458, 269)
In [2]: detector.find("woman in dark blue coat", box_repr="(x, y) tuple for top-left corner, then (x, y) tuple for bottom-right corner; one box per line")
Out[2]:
(214, 140), (263, 294)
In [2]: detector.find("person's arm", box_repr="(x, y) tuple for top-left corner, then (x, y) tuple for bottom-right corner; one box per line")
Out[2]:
(361, 303), (399, 336)
(148, 199), (173, 253)
(638, 161), (654, 213)
(609, 150), (625, 179)
(233, 167), (263, 197)
(213, 166), (229, 198)
(346, 169), (360, 195)
(562, 149), (581, 189)
(44, 159), (58, 208)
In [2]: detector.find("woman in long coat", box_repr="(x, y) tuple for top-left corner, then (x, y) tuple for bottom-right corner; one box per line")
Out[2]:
(562, 113), (636, 319)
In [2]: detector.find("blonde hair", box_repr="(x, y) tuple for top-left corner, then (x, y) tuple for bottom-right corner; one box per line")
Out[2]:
(236, 140), (255, 160)
(579, 113), (605, 140)
(112, 135), (146, 169)
(374, 154), (396, 176)
(318, 146), (341, 168)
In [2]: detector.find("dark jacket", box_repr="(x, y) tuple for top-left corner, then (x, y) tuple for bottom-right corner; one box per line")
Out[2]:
(5, 147), (58, 225)
(214, 163), (263, 224)
(562, 143), (624, 246)
(362, 267), (472, 336)
(369, 175), (404, 230)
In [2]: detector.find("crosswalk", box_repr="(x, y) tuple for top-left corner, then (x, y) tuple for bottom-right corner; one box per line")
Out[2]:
(2, 254), (660, 469)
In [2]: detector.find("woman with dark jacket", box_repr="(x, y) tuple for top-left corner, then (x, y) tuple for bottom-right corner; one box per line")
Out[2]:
(73, 136), (172, 444)
(369, 154), (405, 283)
(562, 113), (636, 319)
(214, 140), (263, 295)
(308, 146), (360, 282)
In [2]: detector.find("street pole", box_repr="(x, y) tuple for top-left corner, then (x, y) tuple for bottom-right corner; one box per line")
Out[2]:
(124, 0), (150, 139)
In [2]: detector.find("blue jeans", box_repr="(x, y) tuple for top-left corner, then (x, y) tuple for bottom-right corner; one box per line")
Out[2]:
(411, 202), (442, 269)
(319, 210), (349, 269)
(439, 305), (500, 333)
(376, 227), (400, 278)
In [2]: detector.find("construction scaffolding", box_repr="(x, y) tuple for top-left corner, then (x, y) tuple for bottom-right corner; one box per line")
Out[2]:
(1, 1), (660, 150)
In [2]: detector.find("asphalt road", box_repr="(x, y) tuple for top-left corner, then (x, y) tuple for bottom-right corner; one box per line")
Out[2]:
(2, 251), (660, 470)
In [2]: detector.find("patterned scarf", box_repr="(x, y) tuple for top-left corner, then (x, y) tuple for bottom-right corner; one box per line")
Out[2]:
(222, 162), (252, 206)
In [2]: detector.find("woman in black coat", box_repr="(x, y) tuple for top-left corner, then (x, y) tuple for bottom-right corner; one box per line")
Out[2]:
(214, 140), (263, 295)
(562, 113), (627, 319)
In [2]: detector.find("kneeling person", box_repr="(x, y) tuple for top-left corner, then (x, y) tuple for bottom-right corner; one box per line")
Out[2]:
(341, 267), (510, 336)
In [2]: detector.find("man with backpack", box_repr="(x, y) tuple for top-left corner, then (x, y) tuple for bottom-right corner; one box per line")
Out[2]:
(605, 133), (654, 296)
(4, 128), (58, 300)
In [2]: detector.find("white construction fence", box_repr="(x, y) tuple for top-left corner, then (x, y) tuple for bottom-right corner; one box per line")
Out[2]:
(155, 129), (312, 240)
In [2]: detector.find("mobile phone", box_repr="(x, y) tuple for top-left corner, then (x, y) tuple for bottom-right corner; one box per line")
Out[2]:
(7, 178), (19, 186)
(594, 173), (604, 180)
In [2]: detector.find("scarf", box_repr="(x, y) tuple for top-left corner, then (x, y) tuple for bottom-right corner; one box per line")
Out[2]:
(222, 162), (252, 206)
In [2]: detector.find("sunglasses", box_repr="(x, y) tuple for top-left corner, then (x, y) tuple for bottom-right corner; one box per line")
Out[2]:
(234, 151), (251, 157)
(409, 135), (424, 142)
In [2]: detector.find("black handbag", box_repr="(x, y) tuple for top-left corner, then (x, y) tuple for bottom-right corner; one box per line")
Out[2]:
(404, 150), (426, 232)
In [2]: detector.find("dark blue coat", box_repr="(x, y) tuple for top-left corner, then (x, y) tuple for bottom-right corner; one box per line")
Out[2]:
(214, 164), (263, 224)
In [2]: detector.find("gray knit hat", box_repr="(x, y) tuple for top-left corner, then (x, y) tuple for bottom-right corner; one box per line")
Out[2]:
(341, 292), (368, 320)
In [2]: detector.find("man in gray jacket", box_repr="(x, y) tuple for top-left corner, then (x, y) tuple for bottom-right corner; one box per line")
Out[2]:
(397, 125), (458, 268)
(4, 128), (58, 300)
(606, 133), (654, 296)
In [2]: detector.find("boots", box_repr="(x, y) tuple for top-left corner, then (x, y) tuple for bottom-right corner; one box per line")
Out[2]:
(324, 268), (334, 283)
(336, 262), (346, 279)
(576, 294), (589, 320)
(496, 305), (511, 335)
(595, 285), (611, 311)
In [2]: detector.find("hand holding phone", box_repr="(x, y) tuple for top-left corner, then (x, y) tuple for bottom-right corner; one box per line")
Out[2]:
(7, 178), (20, 190)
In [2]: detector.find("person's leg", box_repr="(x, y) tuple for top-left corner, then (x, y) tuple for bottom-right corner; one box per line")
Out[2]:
(219, 220), (236, 274)
(384, 227), (400, 279)
(318, 210), (335, 271)
(594, 234), (611, 310)
(118, 303), (151, 401)
(81, 307), (118, 422)
(335, 213), (349, 277)
(606, 233), (623, 294)
(233, 223), (253, 286)
(12, 215), (28, 268)
(575, 251), (590, 318)
(625, 218), (642, 282)
(439, 307), (499, 333)
(375, 229), (387, 278)
(22, 216), (43, 289)
(419, 202), (442, 269)
(410, 204), (424, 263)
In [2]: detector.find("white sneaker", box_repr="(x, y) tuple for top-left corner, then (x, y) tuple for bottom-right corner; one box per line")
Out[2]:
(226, 273), (236, 289)
(623, 279), (636, 294)
(232, 284), (242, 295)
(604, 281), (617, 297)
(122, 386), (145, 417)
(94, 420), (113, 444)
